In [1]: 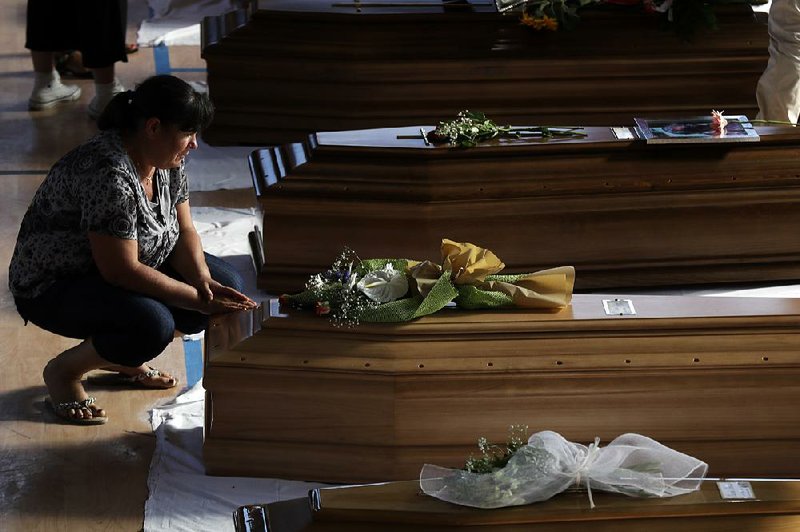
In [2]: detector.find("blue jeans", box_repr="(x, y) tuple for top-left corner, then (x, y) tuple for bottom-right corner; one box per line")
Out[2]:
(14, 253), (244, 367)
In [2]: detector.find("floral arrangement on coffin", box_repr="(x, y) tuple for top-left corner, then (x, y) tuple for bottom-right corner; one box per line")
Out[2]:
(280, 239), (575, 327)
(519, 0), (766, 37)
(426, 110), (586, 148)
(420, 426), (709, 509)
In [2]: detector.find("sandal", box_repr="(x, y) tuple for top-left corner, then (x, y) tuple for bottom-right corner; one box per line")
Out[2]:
(54, 51), (93, 79)
(126, 43), (139, 54)
(45, 396), (108, 425)
(87, 367), (178, 389)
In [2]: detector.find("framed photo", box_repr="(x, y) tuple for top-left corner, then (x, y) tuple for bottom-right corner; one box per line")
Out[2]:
(634, 115), (760, 144)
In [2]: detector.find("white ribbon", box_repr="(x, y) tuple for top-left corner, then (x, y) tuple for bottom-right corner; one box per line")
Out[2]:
(574, 436), (601, 508)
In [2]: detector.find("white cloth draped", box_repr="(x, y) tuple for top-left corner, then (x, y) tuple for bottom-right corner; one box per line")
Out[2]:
(138, 0), (237, 46)
(757, 0), (800, 122)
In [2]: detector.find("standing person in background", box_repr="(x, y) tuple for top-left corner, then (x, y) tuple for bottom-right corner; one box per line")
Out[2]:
(9, 75), (257, 425)
(756, 1), (800, 122)
(26, 0), (128, 118)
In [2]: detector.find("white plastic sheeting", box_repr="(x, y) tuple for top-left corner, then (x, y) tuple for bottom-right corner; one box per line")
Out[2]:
(144, 383), (326, 532)
(138, 0), (237, 47)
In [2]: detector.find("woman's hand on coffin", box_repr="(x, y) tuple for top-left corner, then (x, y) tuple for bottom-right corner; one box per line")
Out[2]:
(197, 282), (257, 314)
(208, 281), (256, 307)
(201, 293), (255, 314)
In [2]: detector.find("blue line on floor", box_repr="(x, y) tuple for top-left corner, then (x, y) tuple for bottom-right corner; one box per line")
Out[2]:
(183, 338), (203, 387)
(152, 44), (207, 76)
(154, 44), (171, 75)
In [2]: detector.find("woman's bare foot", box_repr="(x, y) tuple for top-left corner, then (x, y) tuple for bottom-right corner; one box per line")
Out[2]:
(43, 358), (106, 422)
(97, 364), (178, 389)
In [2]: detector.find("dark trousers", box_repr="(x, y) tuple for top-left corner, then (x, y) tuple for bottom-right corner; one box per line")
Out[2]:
(15, 253), (244, 367)
(25, 0), (128, 68)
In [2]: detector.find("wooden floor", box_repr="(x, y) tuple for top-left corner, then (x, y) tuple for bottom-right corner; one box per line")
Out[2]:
(0, 2), (252, 530)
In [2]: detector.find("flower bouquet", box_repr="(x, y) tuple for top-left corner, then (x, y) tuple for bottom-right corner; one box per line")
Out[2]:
(280, 238), (575, 327)
(426, 110), (586, 148)
(519, 0), (767, 37)
(420, 429), (708, 509)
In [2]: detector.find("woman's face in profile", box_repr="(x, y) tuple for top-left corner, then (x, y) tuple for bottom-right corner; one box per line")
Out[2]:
(151, 123), (198, 169)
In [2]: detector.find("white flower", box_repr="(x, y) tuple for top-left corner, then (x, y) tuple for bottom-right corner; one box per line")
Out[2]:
(357, 264), (409, 303)
(711, 109), (728, 131)
(307, 273), (326, 290)
(344, 262), (359, 292)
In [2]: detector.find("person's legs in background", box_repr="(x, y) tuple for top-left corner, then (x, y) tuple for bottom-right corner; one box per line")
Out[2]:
(81, 0), (128, 119)
(26, 0), (129, 117)
(87, 65), (125, 120)
(26, 0), (82, 110)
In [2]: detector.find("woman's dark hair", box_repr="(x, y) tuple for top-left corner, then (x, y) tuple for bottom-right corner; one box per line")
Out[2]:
(97, 75), (214, 133)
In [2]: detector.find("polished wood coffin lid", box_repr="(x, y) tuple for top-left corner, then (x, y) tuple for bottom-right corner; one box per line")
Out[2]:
(250, 124), (800, 293)
(208, 294), (800, 373)
(310, 480), (800, 525)
(205, 295), (800, 482)
(233, 479), (800, 531)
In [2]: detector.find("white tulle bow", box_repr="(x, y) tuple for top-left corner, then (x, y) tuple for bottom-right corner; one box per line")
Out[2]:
(420, 431), (708, 509)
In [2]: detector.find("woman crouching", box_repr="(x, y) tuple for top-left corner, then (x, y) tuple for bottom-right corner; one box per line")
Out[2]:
(9, 75), (256, 425)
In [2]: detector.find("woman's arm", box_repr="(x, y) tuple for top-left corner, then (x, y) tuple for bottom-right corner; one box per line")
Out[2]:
(167, 200), (214, 301)
(88, 231), (247, 313)
(167, 201), (255, 305)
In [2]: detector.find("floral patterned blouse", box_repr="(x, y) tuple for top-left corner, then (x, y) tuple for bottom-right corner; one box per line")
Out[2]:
(9, 130), (188, 299)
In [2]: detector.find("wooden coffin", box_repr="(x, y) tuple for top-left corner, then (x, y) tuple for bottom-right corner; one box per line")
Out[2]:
(249, 125), (800, 294)
(203, 294), (800, 483)
(201, 1), (767, 145)
(233, 479), (800, 532)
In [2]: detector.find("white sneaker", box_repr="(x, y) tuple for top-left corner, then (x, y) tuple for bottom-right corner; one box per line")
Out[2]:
(28, 75), (82, 110)
(88, 78), (125, 120)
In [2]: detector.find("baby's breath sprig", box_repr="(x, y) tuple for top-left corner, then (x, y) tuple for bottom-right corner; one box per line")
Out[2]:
(304, 247), (379, 327)
(426, 110), (586, 148)
(465, 424), (530, 474)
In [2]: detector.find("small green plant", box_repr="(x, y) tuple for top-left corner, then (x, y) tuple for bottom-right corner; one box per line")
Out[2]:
(465, 424), (530, 473)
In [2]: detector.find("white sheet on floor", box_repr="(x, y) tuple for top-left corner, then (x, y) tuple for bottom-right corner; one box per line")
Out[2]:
(175, 81), (259, 193)
(138, 0), (236, 46)
(144, 383), (327, 532)
(145, 206), (327, 531)
(186, 138), (259, 192)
